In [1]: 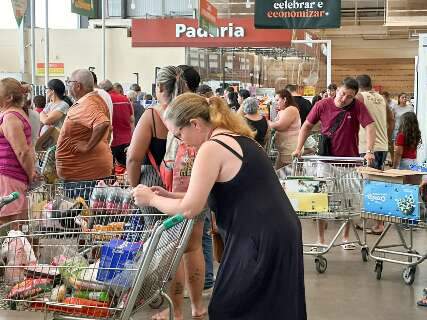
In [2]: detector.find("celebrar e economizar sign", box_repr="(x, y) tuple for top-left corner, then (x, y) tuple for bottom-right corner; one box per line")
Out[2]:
(255, 0), (341, 29)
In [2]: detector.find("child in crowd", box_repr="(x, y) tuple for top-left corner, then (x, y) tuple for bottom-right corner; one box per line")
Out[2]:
(393, 112), (420, 170)
(33, 95), (46, 113)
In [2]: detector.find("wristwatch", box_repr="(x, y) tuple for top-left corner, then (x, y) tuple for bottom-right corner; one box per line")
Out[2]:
(366, 150), (374, 154)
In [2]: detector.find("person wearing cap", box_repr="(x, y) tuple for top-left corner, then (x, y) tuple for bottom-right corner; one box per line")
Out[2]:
(243, 97), (268, 146)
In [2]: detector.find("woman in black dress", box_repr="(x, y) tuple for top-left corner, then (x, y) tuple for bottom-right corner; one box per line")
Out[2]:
(133, 93), (306, 320)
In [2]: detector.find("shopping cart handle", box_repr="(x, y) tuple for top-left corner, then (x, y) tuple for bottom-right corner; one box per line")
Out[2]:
(163, 214), (185, 229)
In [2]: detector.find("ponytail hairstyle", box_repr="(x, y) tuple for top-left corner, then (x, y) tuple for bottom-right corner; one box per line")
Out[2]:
(166, 93), (255, 138)
(47, 79), (73, 106)
(0, 78), (26, 107)
(156, 66), (187, 104)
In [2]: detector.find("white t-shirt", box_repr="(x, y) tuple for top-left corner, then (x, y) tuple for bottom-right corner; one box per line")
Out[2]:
(95, 88), (113, 121)
(40, 100), (69, 135)
(28, 109), (40, 146)
(391, 104), (414, 139)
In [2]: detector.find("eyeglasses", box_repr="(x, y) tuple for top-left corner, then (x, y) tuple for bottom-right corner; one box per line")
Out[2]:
(65, 79), (77, 87)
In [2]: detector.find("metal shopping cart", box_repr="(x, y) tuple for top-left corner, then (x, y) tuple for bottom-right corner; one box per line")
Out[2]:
(0, 180), (194, 320)
(277, 156), (367, 273)
(361, 179), (427, 285)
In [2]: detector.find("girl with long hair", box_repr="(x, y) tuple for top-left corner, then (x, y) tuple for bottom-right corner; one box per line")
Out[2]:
(393, 112), (421, 169)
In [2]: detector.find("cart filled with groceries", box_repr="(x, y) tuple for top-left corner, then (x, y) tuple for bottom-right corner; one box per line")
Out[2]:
(0, 179), (194, 320)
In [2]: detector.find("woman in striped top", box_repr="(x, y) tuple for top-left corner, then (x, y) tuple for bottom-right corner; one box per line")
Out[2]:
(0, 78), (35, 223)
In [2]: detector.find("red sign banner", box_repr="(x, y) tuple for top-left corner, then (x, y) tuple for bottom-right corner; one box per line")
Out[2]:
(132, 18), (294, 48)
(200, 0), (218, 25)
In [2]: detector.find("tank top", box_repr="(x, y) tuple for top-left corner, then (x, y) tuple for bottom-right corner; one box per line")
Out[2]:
(143, 108), (167, 166)
(275, 108), (301, 156)
(0, 111), (32, 184)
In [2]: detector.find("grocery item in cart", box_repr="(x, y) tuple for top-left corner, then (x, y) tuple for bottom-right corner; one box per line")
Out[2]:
(7, 278), (52, 299)
(1, 230), (37, 284)
(40, 145), (58, 184)
(363, 180), (421, 221)
(89, 180), (108, 215)
(51, 196), (90, 229)
(97, 239), (141, 282)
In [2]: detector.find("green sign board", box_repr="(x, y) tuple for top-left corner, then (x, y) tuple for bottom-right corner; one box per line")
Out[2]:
(199, 0), (218, 36)
(71, 0), (97, 18)
(255, 0), (341, 29)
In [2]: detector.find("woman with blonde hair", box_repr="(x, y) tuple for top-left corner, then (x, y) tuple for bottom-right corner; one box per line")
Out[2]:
(0, 78), (35, 223)
(133, 93), (306, 320)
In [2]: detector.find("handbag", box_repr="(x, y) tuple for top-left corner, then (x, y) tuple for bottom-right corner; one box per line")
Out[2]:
(147, 151), (173, 192)
(317, 100), (355, 156)
(210, 211), (224, 263)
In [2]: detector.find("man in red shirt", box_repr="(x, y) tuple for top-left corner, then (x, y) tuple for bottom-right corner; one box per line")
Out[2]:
(294, 77), (376, 249)
(99, 80), (134, 166)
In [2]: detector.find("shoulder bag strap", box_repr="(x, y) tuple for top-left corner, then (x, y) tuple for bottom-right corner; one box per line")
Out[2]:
(327, 99), (355, 137)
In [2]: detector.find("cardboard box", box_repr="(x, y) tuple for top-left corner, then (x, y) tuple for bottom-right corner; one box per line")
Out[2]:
(287, 192), (328, 213)
(358, 167), (424, 185)
(363, 180), (420, 221)
(281, 177), (329, 213)
(97, 239), (141, 282)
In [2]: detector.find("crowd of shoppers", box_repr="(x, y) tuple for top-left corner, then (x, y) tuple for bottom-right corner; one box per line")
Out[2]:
(2, 62), (425, 317)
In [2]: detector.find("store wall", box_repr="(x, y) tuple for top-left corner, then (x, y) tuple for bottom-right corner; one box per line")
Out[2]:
(0, 28), (185, 93)
(332, 58), (415, 95)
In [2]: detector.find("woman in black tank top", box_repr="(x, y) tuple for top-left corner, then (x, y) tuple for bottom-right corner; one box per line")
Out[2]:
(133, 93), (306, 320)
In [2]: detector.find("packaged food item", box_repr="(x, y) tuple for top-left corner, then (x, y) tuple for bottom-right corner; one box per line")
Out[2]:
(7, 278), (52, 299)
(97, 240), (141, 282)
(1, 230), (37, 284)
(74, 291), (109, 302)
(50, 285), (67, 302)
(32, 297), (111, 318)
(59, 255), (88, 284)
(120, 188), (135, 212)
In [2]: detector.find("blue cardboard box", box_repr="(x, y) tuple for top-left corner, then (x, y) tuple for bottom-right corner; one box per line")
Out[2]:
(363, 180), (420, 221)
(97, 239), (142, 282)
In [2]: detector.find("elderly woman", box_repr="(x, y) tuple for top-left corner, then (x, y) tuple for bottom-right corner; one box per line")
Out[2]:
(268, 89), (301, 169)
(133, 93), (306, 320)
(40, 79), (72, 133)
(0, 78), (35, 223)
(243, 97), (268, 146)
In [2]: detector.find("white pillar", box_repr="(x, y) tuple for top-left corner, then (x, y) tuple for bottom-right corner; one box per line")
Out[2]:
(417, 34), (427, 161)
(30, 0), (36, 85)
(44, 0), (49, 86)
(102, 0), (106, 80)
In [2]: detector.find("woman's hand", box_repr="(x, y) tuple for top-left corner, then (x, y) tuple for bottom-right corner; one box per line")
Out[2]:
(150, 186), (170, 197)
(132, 185), (156, 207)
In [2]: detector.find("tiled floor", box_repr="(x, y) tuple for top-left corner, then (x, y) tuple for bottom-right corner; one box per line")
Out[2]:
(0, 219), (426, 319)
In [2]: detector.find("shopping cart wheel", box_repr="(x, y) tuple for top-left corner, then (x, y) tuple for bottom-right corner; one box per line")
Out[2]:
(402, 266), (417, 285)
(315, 257), (327, 274)
(361, 247), (369, 262)
(375, 261), (383, 280)
(149, 296), (164, 309)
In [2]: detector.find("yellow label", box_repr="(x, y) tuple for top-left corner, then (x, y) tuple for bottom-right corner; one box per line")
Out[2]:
(287, 192), (328, 212)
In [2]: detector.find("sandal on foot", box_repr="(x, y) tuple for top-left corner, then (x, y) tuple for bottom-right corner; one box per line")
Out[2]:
(417, 297), (427, 307)
(341, 242), (356, 250)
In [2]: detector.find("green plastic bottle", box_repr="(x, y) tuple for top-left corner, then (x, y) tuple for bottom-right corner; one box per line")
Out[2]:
(74, 291), (109, 302)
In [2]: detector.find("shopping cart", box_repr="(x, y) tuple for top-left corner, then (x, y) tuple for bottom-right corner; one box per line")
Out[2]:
(277, 156), (366, 273)
(361, 181), (427, 285)
(0, 180), (194, 320)
(265, 129), (278, 165)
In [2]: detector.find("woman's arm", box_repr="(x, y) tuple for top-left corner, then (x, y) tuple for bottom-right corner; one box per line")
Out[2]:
(133, 141), (221, 219)
(39, 110), (64, 125)
(268, 107), (299, 131)
(126, 110), (154, 187)
(2, 114), (35, 181)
